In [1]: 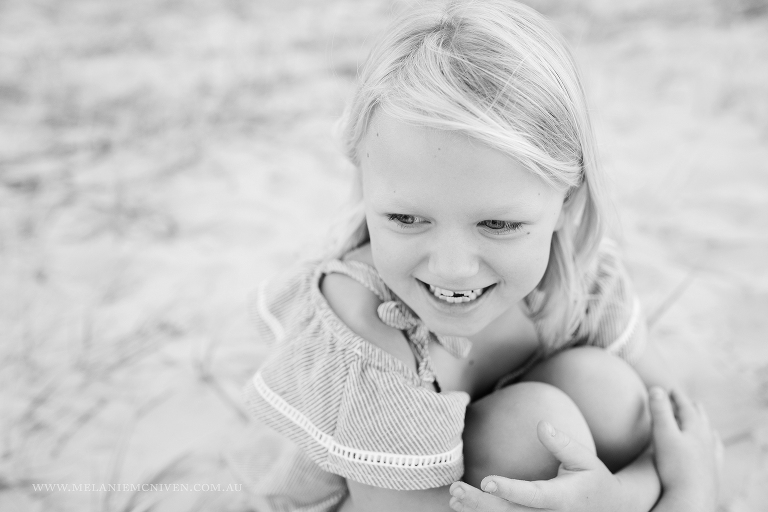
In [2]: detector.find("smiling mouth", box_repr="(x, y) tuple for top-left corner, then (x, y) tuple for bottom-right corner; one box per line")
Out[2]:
(423, 282), (495, 304)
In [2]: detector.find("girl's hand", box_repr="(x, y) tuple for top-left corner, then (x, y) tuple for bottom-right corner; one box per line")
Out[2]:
(448, 421), (629, 512)
(648, 387), (723, 512)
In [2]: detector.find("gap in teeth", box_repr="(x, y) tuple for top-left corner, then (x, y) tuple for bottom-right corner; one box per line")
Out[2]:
(428, 283), (484, 302)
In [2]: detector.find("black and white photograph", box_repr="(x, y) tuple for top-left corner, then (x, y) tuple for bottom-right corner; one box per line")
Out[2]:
(2, 0), (767, 511)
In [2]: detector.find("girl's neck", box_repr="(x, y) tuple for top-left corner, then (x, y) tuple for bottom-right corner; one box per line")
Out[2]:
(468, 300), (531, 347)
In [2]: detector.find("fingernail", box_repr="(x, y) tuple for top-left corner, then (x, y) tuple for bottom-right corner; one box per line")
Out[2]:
(450, 485), (465, 498)
(483, 480), (497, 493)
(449, 496), (463, 511)
(650, 387), (665, 400)
(543, 421), (556, 437)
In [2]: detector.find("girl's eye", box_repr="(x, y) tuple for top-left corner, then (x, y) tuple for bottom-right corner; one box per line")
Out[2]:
(387, 214), (426, 228)
(479, 220), (524, 234)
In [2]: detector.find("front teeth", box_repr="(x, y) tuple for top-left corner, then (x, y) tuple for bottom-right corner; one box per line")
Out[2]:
(427, 284), (486, 303)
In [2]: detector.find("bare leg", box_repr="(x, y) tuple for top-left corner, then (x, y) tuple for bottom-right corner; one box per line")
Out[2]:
(522, 346), (651, 472)
(462, 347), (651, 487)
(462, 381), (595, 487)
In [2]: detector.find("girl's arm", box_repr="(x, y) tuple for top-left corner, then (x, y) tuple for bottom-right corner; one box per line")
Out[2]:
(447, 340), (721, 512)
(339, 483), (453, 512)
(646, 387), (723, 512)
(449, 421), (660, 512)
(448, 387), (723, 512)
(631, 340), (723, 510)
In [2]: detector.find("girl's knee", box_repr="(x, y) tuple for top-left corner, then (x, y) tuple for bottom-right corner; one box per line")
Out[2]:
(462, 381), (594, 487)
(523, 346), (651, 471)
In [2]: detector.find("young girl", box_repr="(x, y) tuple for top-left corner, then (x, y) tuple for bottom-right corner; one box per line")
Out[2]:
(241, 1), (722, 511)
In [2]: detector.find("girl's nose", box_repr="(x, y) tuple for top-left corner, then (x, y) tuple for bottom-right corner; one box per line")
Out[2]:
(427, 232), (480, 281)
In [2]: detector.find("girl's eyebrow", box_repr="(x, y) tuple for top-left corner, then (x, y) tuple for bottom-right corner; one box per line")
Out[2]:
(376, 198), (546, 219)
(479, 202), (545, 218)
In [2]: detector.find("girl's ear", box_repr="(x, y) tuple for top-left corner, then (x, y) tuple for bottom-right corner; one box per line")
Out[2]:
(555, 189), (573, 231)
(555, 185), (580, 231)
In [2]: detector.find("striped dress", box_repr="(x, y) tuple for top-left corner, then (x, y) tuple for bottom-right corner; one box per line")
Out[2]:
(239, 242), (647, 511)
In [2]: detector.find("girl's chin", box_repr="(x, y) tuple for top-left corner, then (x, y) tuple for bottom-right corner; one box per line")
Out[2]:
(417, 312), (491, 338)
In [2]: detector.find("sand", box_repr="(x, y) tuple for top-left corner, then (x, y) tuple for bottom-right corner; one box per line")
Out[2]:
(1, 0), (766, 510)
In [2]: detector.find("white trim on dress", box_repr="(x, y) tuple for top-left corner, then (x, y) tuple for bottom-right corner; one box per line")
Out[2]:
(252, 373), (463, 468)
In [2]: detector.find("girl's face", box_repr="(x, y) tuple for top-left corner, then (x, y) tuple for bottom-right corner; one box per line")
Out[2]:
(360, 113), (567, 338)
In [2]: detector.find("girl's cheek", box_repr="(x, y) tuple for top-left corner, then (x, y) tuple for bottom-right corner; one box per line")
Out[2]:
(368, 228), (410, 275)
(527, 235), (555, 285)
(496, 234), (552, 289)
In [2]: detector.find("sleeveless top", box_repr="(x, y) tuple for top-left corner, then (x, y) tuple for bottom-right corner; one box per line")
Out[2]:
(237, 241), (647, 511)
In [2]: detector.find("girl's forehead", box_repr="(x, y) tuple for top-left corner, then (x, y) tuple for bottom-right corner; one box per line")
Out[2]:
(363, 111), (467, 151)
(360, 113), (563, 215)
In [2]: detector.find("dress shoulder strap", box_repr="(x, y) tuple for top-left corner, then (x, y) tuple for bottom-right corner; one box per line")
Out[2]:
(321, 257), (472, 388)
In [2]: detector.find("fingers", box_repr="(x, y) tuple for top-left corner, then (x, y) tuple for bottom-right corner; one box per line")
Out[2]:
(479, 477), (552, 510)
(652, 387), (715, 434)
(449, 482), (539, 511)
(669, 388), (698, 431)
(649, 387), (681, 439)
(535, 420), (599, 472)
(448, 422), (589, 512)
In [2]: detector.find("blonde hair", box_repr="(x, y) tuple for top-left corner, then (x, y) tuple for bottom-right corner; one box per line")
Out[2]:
(329, 0), (608, 348)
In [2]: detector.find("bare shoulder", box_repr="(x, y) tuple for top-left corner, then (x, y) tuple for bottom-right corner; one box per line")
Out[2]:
(321, 246), (415, 371)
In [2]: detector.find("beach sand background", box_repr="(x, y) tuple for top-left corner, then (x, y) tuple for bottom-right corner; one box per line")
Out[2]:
(1, 0), (767, 510)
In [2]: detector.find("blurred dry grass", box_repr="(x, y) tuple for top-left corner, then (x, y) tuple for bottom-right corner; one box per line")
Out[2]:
(0, 0), (767, 511)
